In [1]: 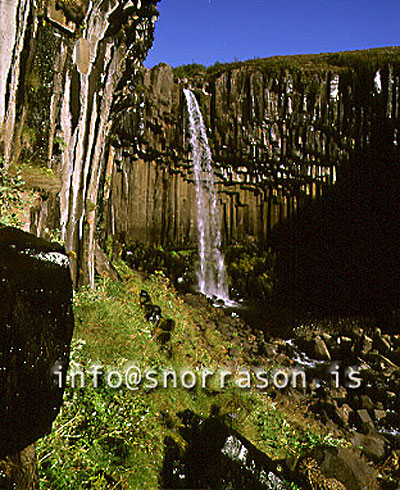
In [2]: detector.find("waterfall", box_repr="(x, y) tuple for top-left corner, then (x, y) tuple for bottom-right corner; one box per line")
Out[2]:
(183, 88), (230, 304)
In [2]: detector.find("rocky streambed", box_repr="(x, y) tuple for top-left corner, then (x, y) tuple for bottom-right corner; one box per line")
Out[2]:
(182, 293), (400, 489)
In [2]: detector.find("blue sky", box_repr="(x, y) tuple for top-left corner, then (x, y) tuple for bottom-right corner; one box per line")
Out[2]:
(145, 0), (399, 68)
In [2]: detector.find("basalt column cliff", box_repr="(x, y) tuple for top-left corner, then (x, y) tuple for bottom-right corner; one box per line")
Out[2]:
(105, 50), (400, 257)
(0, 0), (159, 286)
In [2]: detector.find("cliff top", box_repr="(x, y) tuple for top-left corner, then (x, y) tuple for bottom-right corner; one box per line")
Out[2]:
(170, 46), (400, 80)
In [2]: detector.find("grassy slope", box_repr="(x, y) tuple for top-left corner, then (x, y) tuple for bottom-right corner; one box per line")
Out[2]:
(37, 263), (344, 489)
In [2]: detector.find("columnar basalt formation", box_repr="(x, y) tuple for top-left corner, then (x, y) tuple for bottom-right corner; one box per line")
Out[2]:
(2, 10), (399, 291)
(0, 0), (159, 287)
(105, 49), (400, 253)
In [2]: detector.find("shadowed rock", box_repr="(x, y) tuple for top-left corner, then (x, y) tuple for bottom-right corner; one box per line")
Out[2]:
(161, 409), (305, 489)
(0, 226), (74, 459)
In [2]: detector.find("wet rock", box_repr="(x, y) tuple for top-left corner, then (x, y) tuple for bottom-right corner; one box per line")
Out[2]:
(330, 386), (348, 404)
(367, 352), (399, 370)
(338, 336), (353, 352)
(374, 334), (391, 354)
(321, 332), (332, 343)
(373, 409), (386, 422)
(326, 401), (350, 427)
(389, 349), (400, 365)
(293, 334), (313, 355)
(0, 227), (74, 458)
(360, 395), (375, 411)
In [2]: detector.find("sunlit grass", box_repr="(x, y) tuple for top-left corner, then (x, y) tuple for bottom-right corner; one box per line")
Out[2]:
(37, 265), (345, 489)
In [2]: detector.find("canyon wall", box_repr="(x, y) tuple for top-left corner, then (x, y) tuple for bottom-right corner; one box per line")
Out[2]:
(105, 49), (400, 252)
(0, 0), (159, 286)
(2, 4), (399, 290)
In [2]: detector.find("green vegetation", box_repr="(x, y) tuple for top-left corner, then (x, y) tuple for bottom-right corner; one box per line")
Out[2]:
(122, 242), (192, 284)
(0, 163), (32, 227)
(37, 264), (345, 489)
(122, 242), (277, 302)
(172, 46), (400, 81)
(0, 158), (59, 229)
(173, 63), (207, 80)
(226, 245), (275, 301)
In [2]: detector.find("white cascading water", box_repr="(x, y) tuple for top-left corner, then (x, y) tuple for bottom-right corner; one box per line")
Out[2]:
(183, 88), (230, 304)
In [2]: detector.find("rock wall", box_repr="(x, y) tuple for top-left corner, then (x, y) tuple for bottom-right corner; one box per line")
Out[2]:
(2, 5), (399, 289)
(0, 0), (159, 286)
(105, 49), (400, 251)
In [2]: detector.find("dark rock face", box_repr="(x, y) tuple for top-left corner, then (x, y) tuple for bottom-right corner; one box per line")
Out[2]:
(270, 116), (400, 322)
(0, 227), (74, 459)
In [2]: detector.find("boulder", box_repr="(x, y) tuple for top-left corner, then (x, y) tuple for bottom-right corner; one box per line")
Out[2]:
(360, 335), (373, 356)
(314, 336), (331, 361)
(336, 403), (353, 426)
(360, 395), (374, 411)
(352, 432), (387, 461)
(311, 446), (379, 490)
(374, 333), (391, 354)
(162, 409), (303, 489)
(0, 227), (74, 458)
(338, 336), (353, 352)
(356, 409), (375, 432)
